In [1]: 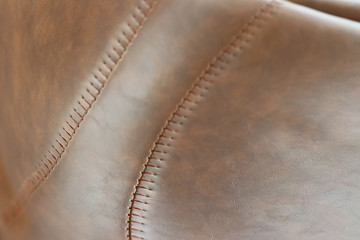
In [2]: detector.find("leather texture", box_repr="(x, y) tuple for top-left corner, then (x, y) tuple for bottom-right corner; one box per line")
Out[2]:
(1, 0), (360, 239)
(289, 0), (360, 22)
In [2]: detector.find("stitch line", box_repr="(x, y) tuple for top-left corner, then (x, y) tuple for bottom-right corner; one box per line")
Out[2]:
(127, 1), (281, 239)
(2, 0), (158, 226)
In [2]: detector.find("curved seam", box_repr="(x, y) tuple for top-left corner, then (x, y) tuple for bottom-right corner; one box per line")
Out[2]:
(126, 1), (282, 239)
(2, 0), (158, 225)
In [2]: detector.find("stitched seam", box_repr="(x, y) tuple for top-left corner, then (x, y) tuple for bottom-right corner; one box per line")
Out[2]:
(2, 0), (158, 225)
(126, 1), (281, 239)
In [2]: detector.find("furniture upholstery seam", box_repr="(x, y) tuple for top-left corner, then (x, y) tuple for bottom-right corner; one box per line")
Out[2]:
(2, 0), (158, 226)
(126, 1), (282, 239)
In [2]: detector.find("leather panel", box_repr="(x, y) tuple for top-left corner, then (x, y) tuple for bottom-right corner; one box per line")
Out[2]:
(1, 0), (265, 239)
(0, 0), (139, 192)
(134, 1), (360, 239)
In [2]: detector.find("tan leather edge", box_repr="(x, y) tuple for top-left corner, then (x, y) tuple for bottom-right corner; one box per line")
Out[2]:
(289, 0), (360, 22)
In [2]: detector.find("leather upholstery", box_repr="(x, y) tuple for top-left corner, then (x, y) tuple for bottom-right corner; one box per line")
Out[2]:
(289, 0), (360, 22)
(1, 0), (360, 239)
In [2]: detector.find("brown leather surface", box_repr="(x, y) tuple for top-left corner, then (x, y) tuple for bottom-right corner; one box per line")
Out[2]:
(0, 0), (264, 239)
(0, 156), (12, 221)
(1, 0), (360, 239)
(0, 0), (141, 191)
(289, 0), (360, 22)
(129, 1), (360, 239)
